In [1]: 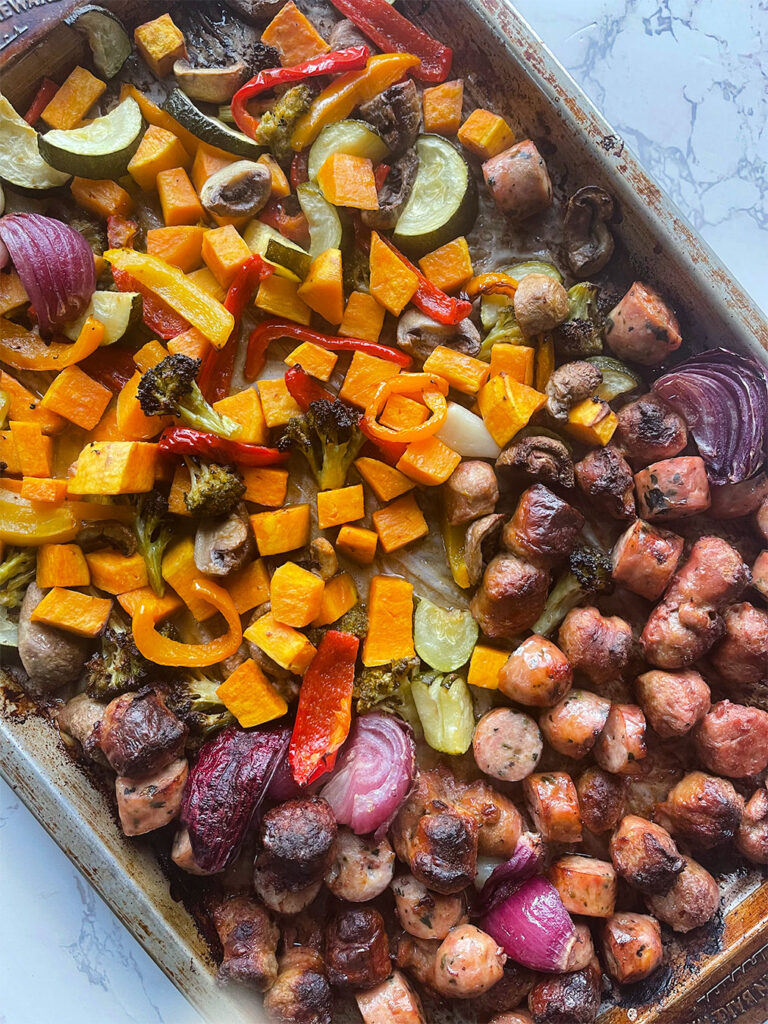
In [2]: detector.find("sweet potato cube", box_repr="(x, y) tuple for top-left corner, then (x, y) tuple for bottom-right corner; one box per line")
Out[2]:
(536, 336), (555, 392)
(270, 561), (325, 627)
(336, 525), (378, 565)
(458, 108), (515, 160)
(477, 372), (546, 447)
(128, 125), (191, 191)
(255, 275), (312, 325)
(467, 644), (508, 690)
(0, 431), (20, 475)
(37, 543), (90, 589)
(41, 66), (106, 130)
(157, 167), (204, 226)
(423, 80), (464, 135)
(85, 548), (149, 595)
(213, 388), (268, 444)
(311, 572), (358, 626)
(30, 587), (112, 637)
(423, 346), (489, 395)
(0, 371), (64, 435)
(396, 436), (461, 486)
(132, 341), (169, 374)
(117, 372), (170, 441)
(362, 575), (414, 667)
(146, 226), (206, 273)
(243, 612), (317, 674)
(285, 341), (338, 382)
(372, 493), (428, 553)
(354, 457), (414, 502)
(162, 537), (216, 620)
(418, 237), (473, 293)
(134, 13), (187, 79)
(202, 225), (252, 287)
(258, 153), (291, 197)
(339, 350), (401, 409)
(71, 177), (133, 219)
(0, 270), (28, 317)
(225, 558), (270, 614)
(257, 378), (302, 428)
(9, 421), (51, 478)
(20, 477), (68, 504)
(297, 248), (345, 324)
(217, 659), (288, 728)
(566, 398), (618, 446)
(339, 291), (385, 343)
(379, 394), (429, 432)
(191, 145), (234, 193)
(167, 464), (192, 517)
(490, 343), (535, 385)
(318, 154), (379, 211)
(317, 484), (364, 530)
(261, 1), (329, 66)
(242, 467), (289, 507)
(369, 231), (418, 315)
(117, 586), (183, 622)
(250, 504), (310, 556)
(68, 441), (157, 495)
(40, 365), (111, 431)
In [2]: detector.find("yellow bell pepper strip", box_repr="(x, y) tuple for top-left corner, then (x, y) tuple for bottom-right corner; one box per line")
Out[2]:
(0, 488), (79, 544)
(132, 577), (242, 666)
(362, 372), (448, 443)
(0, 315), (104, 371)
(291, 52), (421, 151)
(103, 249), (235, 348)
(442, 513), (470, 589)
(465, 272), (519, 300)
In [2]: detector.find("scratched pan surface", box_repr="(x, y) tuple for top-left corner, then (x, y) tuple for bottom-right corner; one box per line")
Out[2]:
(1, 2), (767, 1023)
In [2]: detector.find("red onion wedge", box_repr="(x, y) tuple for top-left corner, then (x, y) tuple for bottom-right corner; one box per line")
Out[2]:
(481, 873), (576, 973)
(0, 213), (95, 334)
(477, 832), (544, 915)
(320, 712), (416, 838)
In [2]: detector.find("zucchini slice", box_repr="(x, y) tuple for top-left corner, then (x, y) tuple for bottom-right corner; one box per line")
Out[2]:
(587, 356), (642, 401)
(163, 89), (263, 160)
(393, 134), (477, 258)
(38, 97), (143, 179)
(242, 221), (306, 283)
(64, 5), (131, 78)
(0, 95), (70, 191)
(265, 238), (312, 280)
(307, 120), (390, 181)
(296, 182), (343, 259)
(63, 290), (141, 345)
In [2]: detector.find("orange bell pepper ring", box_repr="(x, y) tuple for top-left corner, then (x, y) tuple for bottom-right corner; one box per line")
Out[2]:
(0, 315), (104, 371)
(362, 372), (449, 443)
(465, 273), (518, 300)
(132, 577), (242, 667)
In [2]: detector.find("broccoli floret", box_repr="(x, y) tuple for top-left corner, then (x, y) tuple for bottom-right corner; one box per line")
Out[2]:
(166, 670), (235, 747)
(86, 620), (149, 702)
(135, 491), (174, 596)
(532, 542), (614, 637)
(254, 83), (316, 164)
(278, 399), (365, 491)
(0, 547), (35, 647)
(553, 283), (604, 359)
(136, 354), (239, 439)
(479, 307), (526, 360)
(306, 604), (368, 649)
(182, 456), (245, 517)
(355, 656), (420, 714)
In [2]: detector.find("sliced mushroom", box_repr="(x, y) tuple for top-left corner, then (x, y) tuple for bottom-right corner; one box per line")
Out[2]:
(465, 513), (506, 586)
(513, 274), (570, 337)
(194, 504), (256, 577)
(358, 79), (421, 155)
(18, 583), (90, 693)
(76, 520), (137, 556)
(564, 186), (616, 278)
(545, 361), (603, 421)
(496, 435), (575, 488)
(362, 149), (418, 232)
(173, 59), (248, 103)
(224, 0), (285, 24)
(329, 18), (375, 51)
(199, 161), (272, 220)
(397, 309), (481, 360)
(310, 538), (338, 581)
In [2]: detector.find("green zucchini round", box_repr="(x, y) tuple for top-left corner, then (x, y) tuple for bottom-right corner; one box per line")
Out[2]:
(0, 95), (70, 191)
(64, 5), (131, 79)
(297, 182), (343, 259)
(38, 97), (143, 179)
(307, 120), (390, 181)
(163, 89), (264, 160)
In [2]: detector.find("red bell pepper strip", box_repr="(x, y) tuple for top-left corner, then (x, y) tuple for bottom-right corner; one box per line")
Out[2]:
(378, 235), (472, 325)
(374, 163), (390, 190)
(290, 151), (310, 190)
(258, 197), (310, 247)
(106, 215), (138, 250)
(328, 0), (452, 82)
(246, 320), (412, 380)
(284, 365), (336, 411)
(157, 427), (289, 467)
(231, 46), (370, 138)
(360, 432), (407, 466)
(79, 348), (136, 392)
(23, 78), (58, 124)
(289, 630), (359, 786)
(112, 268), (189, 340)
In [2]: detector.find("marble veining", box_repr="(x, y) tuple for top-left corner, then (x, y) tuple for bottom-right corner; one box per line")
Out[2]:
(1, 2), (767, 1022)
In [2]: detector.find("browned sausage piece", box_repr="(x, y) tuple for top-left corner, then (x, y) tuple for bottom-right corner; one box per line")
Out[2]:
(609, 815), (684, 895)
(549, 855), (617, 917)
(669, 536), (751, 607)
(644, 856), (719, 933)
(99, 689), (187, 777)
(577, 768), (628, 834)
(482, 140), (553, 221)
(356, 971), (426, 1024)
(213, 895), (279, 991)
(635, 456), (711, 522)
(558, 606), (634, 686)
(432, 925), (506, 998)
(574, 446), (636, 520)
(523, 772), (582, 843)
(325, 907), (391, 991)
(604, 281), (681, 366)
(503, 484), (585, 568)
(258, 797), (337, 892)
(264, 946), (332, 1024)
(457, 780), (523, 858)
(611, 519), (684, 602)
(602, 913), (662, 984)
(654, 771), (743, 849)
(325, 829), (395, 904)
(710, 602), (768, 688)
(489, 1014), (534, 1024)
(499, 635), (573, 707)
(115, 757), (188, 837)
(392, 874), (467, 940)
(473, 708), (543, 782)
(444, 460), (499, 525)
(634, 668), (710, 738)
(753, 551), (768, 600)
(564, 923), (595, 972)
(470, 553), (550, 639)
(474, 962), (536, 1019)
(615, 392), (688, 466)
(527, 960), (601, 1024)
(171, 826), (212, 876)
(539, 690), (611, 759)
(694, 700), (768, 778)
(594, 704), (647, 775)
(737, 788), (768, 864)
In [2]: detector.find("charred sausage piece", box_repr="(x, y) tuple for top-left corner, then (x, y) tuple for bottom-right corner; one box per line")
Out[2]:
(611, 519), (684, 602)
(264, 946), (332, 1024)
(527, 960), (602, 1024)
(634, 669), (711, 738)
(609, 815), (684, 895)
(392, 874), (467, 940)
(56, 693), (105, 761)
(394, 933), (440, 990)
(257, 797), (337, 894)
(443, 460), (499, 526)
(753, 551), (768, 600)
(489, 1014), (534, 1024)
(710, 602), (768, 688)
(545, 361), (603, 422)
(470, 553), (550, 639)
(99, 689), (187, 777)
(604, 281), (681, 366)
(523, 772), (582, 843)
(602, 913), (662, 984)
(549, 855), (617, 917)
(499, 635), (573, 708)
(574, 447), (636, 520)
(654, 771), (744, 849)
(358, 79), (421, 154)
(694, 700), (768, 778)
(615, 393), (688, 465)
(635, 456), (711, 521)
(540, 690), (611, 759)
(474, 962), (536, 1019)
(355, 970), (426, 1024)
(18, 582), (90, 692)
(171, 826), (212, 876)
(503, 484), (585, 568)
(473, 708), (543, 783)
(115, 757), (188, 837)
(558, 607), (633, 686)
(213, 895), (279, 991)
(513, 275), (570, 338)
(737, 788), (768, 864)
(432, 925), (506, 999)
(594, 704), (647, 775)
(564, 923), (596, 972)
(457, 780), (523, 858)
(666, 536), (751, 608)
(483, 140), (553, 221)
(324, 829), (395, 903)
(577, 768), (628, 834)
(644, 856), (719, 933)
(325, 907), (391, 991)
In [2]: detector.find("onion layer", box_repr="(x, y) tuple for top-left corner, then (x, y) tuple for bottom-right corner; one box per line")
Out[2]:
(481, 874), (576, 973)
(0, 213), (95, 334)
(477, 832), (543, 914)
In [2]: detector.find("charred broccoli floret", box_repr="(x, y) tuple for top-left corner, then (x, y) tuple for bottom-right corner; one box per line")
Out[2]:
(135, 491), (174, 596)
(254, 83), (316, 163)
(136, 354), (239, 438)
(166, 670), (235, 747)
(479, 307), (526, 360)
(278, 399), (365, 491)
(86, 620), (149, 702)
(553, 283), (604, 358)
(0, 547), (35, 646)
(306, 603), (368, 649)
(355, 656), (420, 714)
(532, 542), (614, 637)
(183, 456), (245, 517)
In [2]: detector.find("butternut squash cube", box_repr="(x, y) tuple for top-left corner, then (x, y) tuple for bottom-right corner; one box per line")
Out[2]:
(257, 378), (302, 428)
(297, 248), (345, 324)
(40, 365), (111, 431)
(458, 108), (515, 160)
(477, 372), (546, 447)
(255, 275), (312, 325)
(133, 341), (169, 373)
(9, 421), (51, 478)
(30, 587), (112, 637)
(339, 291), (385, 343)
(422, 345), (489, 395)
(317, 484), (364, 530)
(21, 477), (68, 504)
(336, 525), (378, 565)
(85, 548), (149, 595)
(202, 224), (252, 287)
(157, 167), (204, 226)
(134, 13), (187, 79)
(467, 644), (508, 690)
(318, 154), (378, 211)
(369, 231), (418, 315)
(217, 659), (288, 728)
(0, 431), (21, 475)
(261, 1), (329, 66)
(161, 537), (216, 620)
(225, 558), (270, 614)
(146, 225), (206, 273)
(339, 350), (400, 409)
(116, 372), (170, 441)
(117, 586), (183, 622)
(285, 341), (338, 382)
(379, 394), (428, 431)
(167, 464), (192, 517)
(535, 336), (555, 392)
(242, 466), (289, 507)
(372, 493), (428, 553)
(71, 178), (133, 219)
(213, 388), (268, 444)
(0, 271), (28, 318)
(423, 80), (464, 136)
(250, 504), (311, 556)
(0, 370), (64, 435)
(191, 145), (233, 193)
(258, 153), (291, 197)
(362, 575), (414, 667)
(128, 125), (191, 191)
(566, 398), (618, 446)
(418, 237), (473, 294)
(311, 572), (358, 626)
(396, 436), (461, 486)
(41, 66), (106, 130)
(490, 343), (535, 385)
(354, 457), (414, 502)
(37, 543), (90, 589)
(244, 612), (317, 674)
(68, 441), (157, 495)
(270, 561), (325, 627)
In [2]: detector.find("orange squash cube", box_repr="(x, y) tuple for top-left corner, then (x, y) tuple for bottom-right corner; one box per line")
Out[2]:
(362, 575), (415, 667)
(250, 504), (311, 556)
(285, 341), (338, 381)
(213, 388), (268, 444)
(258, 153), (291, 197)
(40, 365), (111, 431)
(134, 13), (187, 78)
(225, 558), (270, 614)
(311, 572), (358, 626)
(128, 125), (191, 191)
(339, 291), (385, 343)
(317, 484), (364, 530)
(458, 108), (516, 160)
(418, 237), (473, 293)
(354, 457), (414, 502)
(369, 231), (418, 315)
(31, 587), (112, 637)
(297, 248), (345, 324)
(372, 493), (428, 553)
(396, 436), (461, 486)
(490, 343), (535, 385)
(191, 144), (234, 193)
(157, 167), (204, 226)
(255, 275), (312, 325)
(467, 644), (508, 690)
(116, 586), (183, 622)
(270, 560), (325, 627)
(71, 177), (133, 219)
(566, 398), (618, 447)
(37, 543), (90, 589)
(68, 441), (157, 495)
(243, 612), (316, 674)
(146, 225), (206, 273)
(20, 477), (68, 504)
(318, 153), (379, 210)
(336, 525), (378, 565)
(217, 659), (288, 728)
(422, 345), (489, 395)
(9, 421), (51, 477)
(202, 224), (252, 287)
(261, 1), (329, 66)
(477, 372), (547, 447)
(242, 466), (289, 507)
(0, 370), (64, 435)
(379, 394), (429, 432)
(85, 548), (149, 595)
(423, 80), (464, 135)
(41, 66), (106, 129)
(257, 378), (302, 428)
(339, 349), (401, 409)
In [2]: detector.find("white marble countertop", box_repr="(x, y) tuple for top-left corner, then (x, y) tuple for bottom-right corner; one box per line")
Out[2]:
(1, 2), (766, 1023)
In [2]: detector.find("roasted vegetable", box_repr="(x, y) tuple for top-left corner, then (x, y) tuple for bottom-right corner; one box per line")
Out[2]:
(0, 546), (35, 646)
(479, 307), (525, 360)
(532, 543), (614, 636)
(307, 603), (368, 648)
(254, 84), (315, 164)
(354, 655), (420, 715)
(183, 457), (246, 518)
(411, 669), (475, 755)
(135, 491), (174, 596)
(278, 398), (365, 491)
(85, 619), (149, 701)
(553, 283), (604, 359)
(137, 354), (239, 439)
(166, 670), (235, 746)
